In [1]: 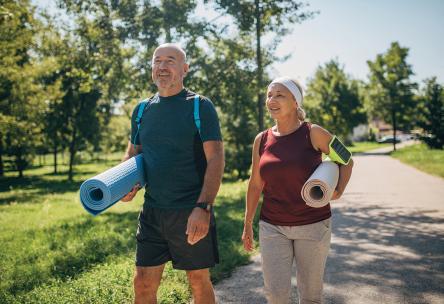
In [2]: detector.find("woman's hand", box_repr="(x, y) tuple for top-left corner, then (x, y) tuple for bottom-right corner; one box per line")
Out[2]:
(331, 189), (342, 200)
(242, 223), (254, 252)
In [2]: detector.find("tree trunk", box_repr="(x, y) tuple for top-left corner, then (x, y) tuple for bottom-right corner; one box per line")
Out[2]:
(68, 128), (77, 182)
(16, 148), (24, 178)
(0, 134), (4, 177)
(53, 144), (58, 174)
(255, 0), (264, 131)
(392, 107), (397, 151)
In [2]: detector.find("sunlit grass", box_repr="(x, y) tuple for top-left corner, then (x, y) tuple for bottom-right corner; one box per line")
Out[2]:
(391, 143), (444, 178)
(348, 141), (391, 153)
(0, 160), (253, 303)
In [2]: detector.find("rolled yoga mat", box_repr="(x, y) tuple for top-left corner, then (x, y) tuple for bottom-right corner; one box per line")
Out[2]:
(301, 160), (339, 208)
(79, 154), (146, 215)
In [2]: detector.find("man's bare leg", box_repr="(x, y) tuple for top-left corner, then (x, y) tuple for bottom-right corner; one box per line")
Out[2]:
(134, 264), (165, 304)
(186, 268), (215, 304)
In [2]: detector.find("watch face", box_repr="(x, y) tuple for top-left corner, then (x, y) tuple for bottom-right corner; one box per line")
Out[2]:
(197, 202), (211, 211)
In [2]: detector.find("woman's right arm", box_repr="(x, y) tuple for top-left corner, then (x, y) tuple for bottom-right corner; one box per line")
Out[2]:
(242, 132), (265, 252)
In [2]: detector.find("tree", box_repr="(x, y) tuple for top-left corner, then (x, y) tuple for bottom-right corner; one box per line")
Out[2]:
(0, 0), (49, 177)
(367, 42), (418, 150)
(304, 60), (367, 142)
(419, 78), (443, 149)
(208, 0), (315, 130)
(187, 36), (259, 178)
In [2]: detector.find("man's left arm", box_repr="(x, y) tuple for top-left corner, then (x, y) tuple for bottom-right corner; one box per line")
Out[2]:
(186, 140), (224, 245)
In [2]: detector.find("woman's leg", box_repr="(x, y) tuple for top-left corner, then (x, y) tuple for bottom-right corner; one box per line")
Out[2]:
(259, 220), (294, 304)
(292, 219), (331, 304)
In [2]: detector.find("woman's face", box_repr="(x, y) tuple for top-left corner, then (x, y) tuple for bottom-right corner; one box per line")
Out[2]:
(266, 83), (298, 120)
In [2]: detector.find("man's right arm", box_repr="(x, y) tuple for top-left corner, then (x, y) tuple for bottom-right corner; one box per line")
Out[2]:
(121, 103), (143, 202)
(122, 140), (142, 162)
(121, 141), (142, 202)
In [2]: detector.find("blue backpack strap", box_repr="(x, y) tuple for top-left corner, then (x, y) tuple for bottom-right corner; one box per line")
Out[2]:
(193, 94), (201, 136)
(133, 98), (149, 150)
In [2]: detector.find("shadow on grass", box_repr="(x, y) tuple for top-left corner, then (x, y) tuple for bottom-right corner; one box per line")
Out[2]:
(7, 211), (139, 295)
(4, 183), (253, 301)
(0, 175), (81, 205)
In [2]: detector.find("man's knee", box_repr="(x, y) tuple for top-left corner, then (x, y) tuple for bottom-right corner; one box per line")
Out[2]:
(186, 269), (212, 290)
(133, 267), (163, 295)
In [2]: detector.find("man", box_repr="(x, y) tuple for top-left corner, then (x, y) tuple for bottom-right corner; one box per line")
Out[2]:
(121, 43), (224, 304)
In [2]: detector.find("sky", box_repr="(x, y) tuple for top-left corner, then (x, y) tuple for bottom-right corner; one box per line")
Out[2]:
(34, 0), (444, 87)
(270, 0), (444, 86)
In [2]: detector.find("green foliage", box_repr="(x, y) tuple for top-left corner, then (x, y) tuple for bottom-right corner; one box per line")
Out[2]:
(0, 0), (48, 177)
(367, 42), (418, 147)
(418, 78), (444, 149)
(187, 37), (259, 178)
(304, 59), (367, 142)
(100, 114), (131, 154)
(209, 0), (316, 130)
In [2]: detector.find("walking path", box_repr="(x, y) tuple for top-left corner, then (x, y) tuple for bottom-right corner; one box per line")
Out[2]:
(215, 143), (444, 303)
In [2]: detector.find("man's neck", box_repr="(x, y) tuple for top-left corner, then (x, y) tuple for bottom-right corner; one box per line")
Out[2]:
(158, 85), (184, 97)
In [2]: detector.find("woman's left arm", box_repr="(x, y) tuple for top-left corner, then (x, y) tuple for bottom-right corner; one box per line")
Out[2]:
(310, 124), (354, 200)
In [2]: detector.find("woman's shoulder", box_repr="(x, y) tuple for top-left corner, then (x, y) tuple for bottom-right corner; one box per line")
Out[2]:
(308, 123), (333, 152)
(255, 129), (267, 140)
(309, 123), (329, 136)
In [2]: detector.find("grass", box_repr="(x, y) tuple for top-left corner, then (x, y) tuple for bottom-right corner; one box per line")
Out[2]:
(391, 143), (444, 178)
(347, 141), (391, 153)
(0, 156), (256, 303)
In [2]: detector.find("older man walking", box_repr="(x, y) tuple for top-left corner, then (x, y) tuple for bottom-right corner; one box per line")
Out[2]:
(121, 43), (224, 304)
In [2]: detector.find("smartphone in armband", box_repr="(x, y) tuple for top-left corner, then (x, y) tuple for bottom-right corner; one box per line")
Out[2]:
(328, 136), (352, 165)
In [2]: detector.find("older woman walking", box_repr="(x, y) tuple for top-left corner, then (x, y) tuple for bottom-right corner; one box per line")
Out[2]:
(242, 77), (353, 304)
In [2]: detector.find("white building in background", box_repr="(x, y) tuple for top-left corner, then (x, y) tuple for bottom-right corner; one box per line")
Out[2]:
(352, 124), (369, 142)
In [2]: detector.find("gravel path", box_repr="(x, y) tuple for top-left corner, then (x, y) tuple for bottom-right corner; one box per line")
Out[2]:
(215, 143), (444, 303)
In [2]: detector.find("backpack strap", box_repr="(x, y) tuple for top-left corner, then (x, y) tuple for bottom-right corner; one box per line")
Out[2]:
(133, 94), (159, 150)
(193, 94), (201, 137)
(134, 93), (201, 150)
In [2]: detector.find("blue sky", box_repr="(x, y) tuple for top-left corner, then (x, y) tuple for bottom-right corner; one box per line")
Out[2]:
(270, 0), (444, 86)
(34, 0), (444, 87)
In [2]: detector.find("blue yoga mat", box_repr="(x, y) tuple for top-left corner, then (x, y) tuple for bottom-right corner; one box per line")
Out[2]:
(79, 154), (146, 215)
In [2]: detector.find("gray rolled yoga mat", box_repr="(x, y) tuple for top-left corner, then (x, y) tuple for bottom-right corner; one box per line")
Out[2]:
(79, 154), (146, 215)
(301, 160), (339, 208)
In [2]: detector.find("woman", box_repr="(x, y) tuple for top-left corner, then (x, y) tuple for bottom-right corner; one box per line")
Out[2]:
(242, 77), (353, 304)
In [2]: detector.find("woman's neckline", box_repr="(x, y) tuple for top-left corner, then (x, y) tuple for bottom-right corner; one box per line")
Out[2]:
(271, 121), (306, 138)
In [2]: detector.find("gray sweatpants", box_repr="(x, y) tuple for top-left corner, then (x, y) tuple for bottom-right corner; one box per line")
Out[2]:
(259, 218), (331, 304)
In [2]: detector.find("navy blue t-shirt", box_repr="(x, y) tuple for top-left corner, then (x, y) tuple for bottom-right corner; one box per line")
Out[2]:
(130, 88), (222, 208)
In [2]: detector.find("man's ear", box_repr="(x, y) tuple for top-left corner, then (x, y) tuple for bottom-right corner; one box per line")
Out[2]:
(183, 63), (189, 76)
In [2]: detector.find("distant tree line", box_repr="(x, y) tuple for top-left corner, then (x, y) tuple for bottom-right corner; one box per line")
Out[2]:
(1, 0), (442, 179)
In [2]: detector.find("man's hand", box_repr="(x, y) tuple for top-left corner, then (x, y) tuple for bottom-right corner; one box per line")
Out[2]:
(121, 184), (141, 202)
(186, 207), (210, 245)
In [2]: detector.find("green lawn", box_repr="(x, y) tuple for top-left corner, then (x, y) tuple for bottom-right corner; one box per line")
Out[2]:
(391, 143), (444, 178)
(347, 141), (391, 153)
(0, 159), (256, 303)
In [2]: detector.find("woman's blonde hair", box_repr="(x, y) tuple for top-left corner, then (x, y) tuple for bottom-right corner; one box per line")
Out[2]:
(291, 79), (306, 121)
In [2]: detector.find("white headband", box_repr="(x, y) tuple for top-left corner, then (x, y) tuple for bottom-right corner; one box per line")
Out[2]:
(269, 77), (303, 107)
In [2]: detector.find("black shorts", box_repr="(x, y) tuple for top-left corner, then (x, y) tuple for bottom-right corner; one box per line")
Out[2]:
(135, 206), (219, 270)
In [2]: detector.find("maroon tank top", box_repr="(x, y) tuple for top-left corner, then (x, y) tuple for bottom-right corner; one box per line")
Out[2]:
(259, 122), (331, 226)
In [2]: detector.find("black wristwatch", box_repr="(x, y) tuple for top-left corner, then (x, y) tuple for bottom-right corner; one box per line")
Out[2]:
(195, 202), (212, 212)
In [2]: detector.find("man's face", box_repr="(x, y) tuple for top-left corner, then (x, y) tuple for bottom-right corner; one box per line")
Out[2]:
(152, 47), (188, 90)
